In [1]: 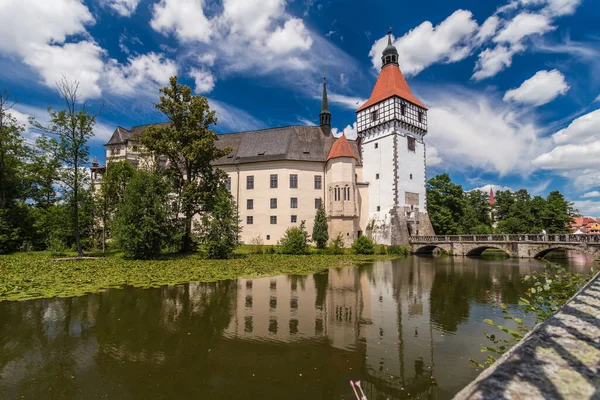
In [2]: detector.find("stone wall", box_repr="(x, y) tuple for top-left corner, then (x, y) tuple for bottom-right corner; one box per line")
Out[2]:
(454, 273), (600, 399)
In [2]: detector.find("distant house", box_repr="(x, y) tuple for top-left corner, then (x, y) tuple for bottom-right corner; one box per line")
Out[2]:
(571, 216), (600, 234)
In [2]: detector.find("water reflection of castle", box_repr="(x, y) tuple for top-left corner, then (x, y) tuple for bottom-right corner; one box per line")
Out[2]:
(225, 259), (440, 399)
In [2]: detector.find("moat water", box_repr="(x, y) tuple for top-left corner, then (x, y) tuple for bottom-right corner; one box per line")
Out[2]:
(0, 254), (594, 399)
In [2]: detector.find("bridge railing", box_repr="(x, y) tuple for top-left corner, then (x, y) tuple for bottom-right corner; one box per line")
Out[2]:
(411, 234), (600, 244)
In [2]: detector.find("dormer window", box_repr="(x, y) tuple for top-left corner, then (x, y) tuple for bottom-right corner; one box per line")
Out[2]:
(371, 110), (378, 122)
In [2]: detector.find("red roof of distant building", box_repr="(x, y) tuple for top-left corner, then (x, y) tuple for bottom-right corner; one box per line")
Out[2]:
(489, 187), (496, 205)
(356, 64), (427, 112)
(327, 133), (357, 161)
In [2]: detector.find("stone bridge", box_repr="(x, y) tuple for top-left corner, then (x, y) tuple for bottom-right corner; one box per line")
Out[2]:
(409, 234), (600, 260)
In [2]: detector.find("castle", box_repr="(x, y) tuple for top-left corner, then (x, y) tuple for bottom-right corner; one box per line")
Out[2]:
(97, 31), (434, 246)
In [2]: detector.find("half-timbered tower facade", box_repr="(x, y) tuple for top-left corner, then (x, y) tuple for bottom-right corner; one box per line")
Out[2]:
(355, 30), (434, 244)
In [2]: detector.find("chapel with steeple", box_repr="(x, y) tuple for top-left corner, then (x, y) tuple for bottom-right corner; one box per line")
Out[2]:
(99, 29), (433, 246)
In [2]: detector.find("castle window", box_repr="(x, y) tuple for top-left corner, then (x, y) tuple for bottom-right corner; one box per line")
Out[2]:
(225, 177), (231, 192)
(247, 175), (254, 190)
(270, 198), (277, 209)
(410, 174), (413, 180)
(266, 235), (270, 240)
(291, 215), (297, 223)
(374, 142), (378, 149)
(343, 186), (350, 201)
(418, 111), (423, 123)
(314, 175), (322, 190)
(408, 136), (416, 152)
(290, 174), (298, 189)
(315, 198), (322, 209)
(247, 199), (253, 210)
(246, 216), (253, 225)
(376, 173), (379, 180)
(270, 174), (278, 188)
(377, 206), (381, 211)
(290, 197), (298, 209)
(270, 216), (277, 225)
(371, 110), (378, 122)
(334, 186), (341, 201)
(401, 103), (406, 116)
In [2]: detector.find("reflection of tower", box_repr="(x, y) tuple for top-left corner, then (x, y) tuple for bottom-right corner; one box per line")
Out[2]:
(360, 259), (438, 399)
(325, 267), (364, 350)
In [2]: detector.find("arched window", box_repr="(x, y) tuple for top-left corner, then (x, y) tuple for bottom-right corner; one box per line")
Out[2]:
(344, 186), (350, 201)
(334, 186), (340, 201)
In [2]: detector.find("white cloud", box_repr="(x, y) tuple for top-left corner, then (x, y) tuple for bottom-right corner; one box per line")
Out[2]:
(572, 200), (600, 216)
(331, 122), (357, 140)
(475, 16), (500, 44)
(472, 44), (523, 81)
(328, 93), (366, 110)
(266, 18), (312, 54)
(543, 0), (582, 17)
(423, 86), (549, 175)
(197, 52), (217, 66)
(532, 142), (600, 170)
(503, 69), (569, 106)
(551, 109), (600, 145)
(0, 0), (105, 98)
(470, 184), (513, 193)
(105, 53), (177, 96)
(189, 68), (215, 94)
(582, 191), (600, 198)
(368, 10), (478, 75)
(26, 41), (106, 99)
(106, 0), (141, 17)
(532, 109), (600, 190)
(494, 13), (555, 44)
(426, 146), (443, 167)
(150, 0), (212, 43)
(0, 0), (94, 55)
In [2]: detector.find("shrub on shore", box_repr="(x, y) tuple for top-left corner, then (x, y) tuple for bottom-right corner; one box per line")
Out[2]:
(352, 236), (375, 255)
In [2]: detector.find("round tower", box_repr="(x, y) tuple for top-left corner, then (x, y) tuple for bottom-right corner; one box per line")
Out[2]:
(325, 133), (359, 246)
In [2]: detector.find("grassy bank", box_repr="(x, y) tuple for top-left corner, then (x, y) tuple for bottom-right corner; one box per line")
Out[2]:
(0, 250), (402, 302)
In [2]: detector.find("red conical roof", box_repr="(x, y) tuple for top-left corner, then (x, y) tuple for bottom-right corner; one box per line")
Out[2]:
(327, 133), (357, 161)
(489, 187), (496, 205)
(356, 64), (426, 112)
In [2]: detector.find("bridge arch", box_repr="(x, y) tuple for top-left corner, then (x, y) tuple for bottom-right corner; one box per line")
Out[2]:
(533, 246), (598, 260)
(465, 246), (511, 257)
(413, 244), (452, 255)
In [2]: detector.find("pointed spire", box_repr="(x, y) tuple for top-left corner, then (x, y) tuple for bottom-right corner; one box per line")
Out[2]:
(382, 27), (399, 68)
(489, 187), (496, 205)
(320, 70), (331, 133)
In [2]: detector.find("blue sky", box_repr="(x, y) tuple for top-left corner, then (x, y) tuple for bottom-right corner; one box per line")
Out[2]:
(1, 0), (600, 214)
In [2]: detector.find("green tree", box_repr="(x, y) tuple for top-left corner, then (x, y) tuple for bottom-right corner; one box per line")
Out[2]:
(30, 79), (98, 256)
(426, 174), (466, 235)
(96, 161), (136, 252)
(0, 90), (31, 253)
(543, 191), (575, 233)
(196, 186), (240, 259)
(462, 190), (492, 234)
(27, 135), (61, 209)
(140, 76), (231, 253)
(312, 198), (328, 249)
(279, 221), (310, 255)
(111, 170), (171, 259)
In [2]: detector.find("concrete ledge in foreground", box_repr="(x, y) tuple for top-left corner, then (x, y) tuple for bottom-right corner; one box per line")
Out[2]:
(454, 273), (600, 399)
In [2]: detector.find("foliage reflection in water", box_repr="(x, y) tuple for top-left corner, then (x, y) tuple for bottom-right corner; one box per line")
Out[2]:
(0, 255), (591, 399)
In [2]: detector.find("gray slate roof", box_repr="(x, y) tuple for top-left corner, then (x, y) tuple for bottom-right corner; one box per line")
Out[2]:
(105, 124), (361, 165)
(104, 123), (170, 146)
